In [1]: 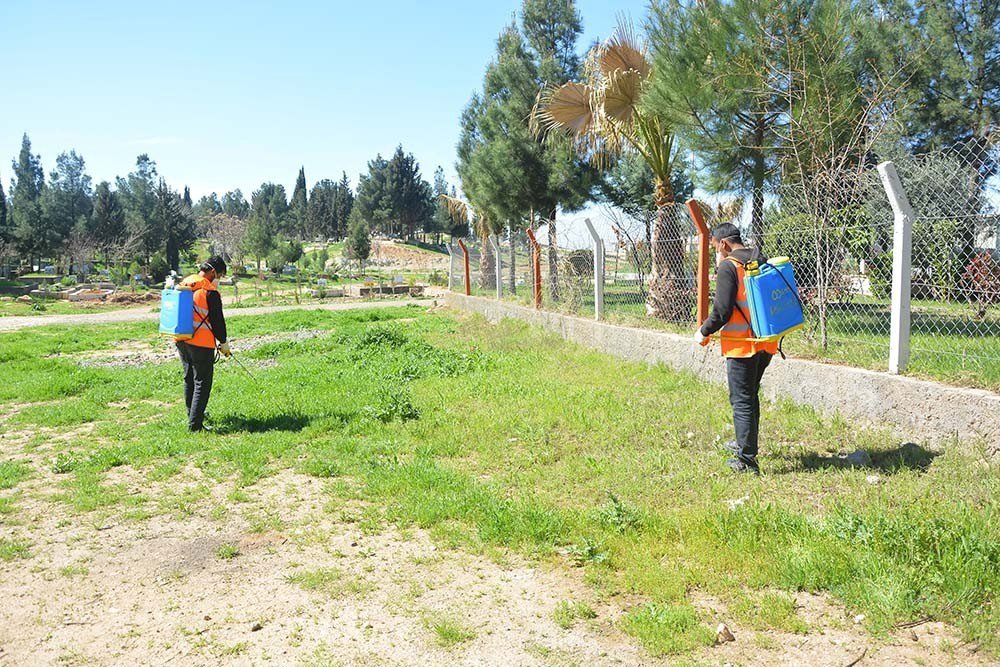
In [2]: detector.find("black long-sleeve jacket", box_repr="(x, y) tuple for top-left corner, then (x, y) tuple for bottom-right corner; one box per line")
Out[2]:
(699, 247), (763, 336)
(205, 289), (227, 344)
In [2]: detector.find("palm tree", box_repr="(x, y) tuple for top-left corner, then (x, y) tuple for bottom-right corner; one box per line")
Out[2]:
(439, 194), (497, 291)
(532, 23), (690, 321)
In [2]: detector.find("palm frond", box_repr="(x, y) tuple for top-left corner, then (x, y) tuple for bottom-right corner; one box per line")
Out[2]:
(532, 82), (595, 137)
(602, 69), (643, 123)
(599, 23), (650, 80)
(438, 194), (470, 226)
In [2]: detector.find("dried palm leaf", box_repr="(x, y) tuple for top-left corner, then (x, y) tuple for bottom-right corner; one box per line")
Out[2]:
(533, 81), (595, 137)
(602, 69), (643, 123)
(599, 24), (650, 80)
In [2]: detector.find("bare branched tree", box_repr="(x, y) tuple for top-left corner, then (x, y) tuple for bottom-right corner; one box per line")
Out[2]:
(205, 213), (249, 269)
(66, 227), (98, 280)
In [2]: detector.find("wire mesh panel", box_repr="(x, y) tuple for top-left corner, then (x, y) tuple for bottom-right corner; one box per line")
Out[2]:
(893, 141), (1000, 389)
(754, 171), (896, 371)
(600, 203), (701, 330)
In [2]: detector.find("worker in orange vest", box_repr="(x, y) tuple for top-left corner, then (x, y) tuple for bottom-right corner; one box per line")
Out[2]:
(176, 256), (231, 432)
(694, 224), (778, 474)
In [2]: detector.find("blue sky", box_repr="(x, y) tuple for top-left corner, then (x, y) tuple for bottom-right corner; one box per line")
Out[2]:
(0, 0), (648, 203)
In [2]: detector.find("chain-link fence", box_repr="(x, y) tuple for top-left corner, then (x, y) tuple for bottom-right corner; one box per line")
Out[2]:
(893, 142), (999, 387)
(449, 139), (999, 391)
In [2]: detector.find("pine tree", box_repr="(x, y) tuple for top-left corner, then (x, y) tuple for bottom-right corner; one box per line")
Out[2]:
(385, 146), (434, 240)
(44, 150), (93, 252)
(221, 190), (250, 218)
(307, 179), (336, 239)
(431, 167), (451, 243)
(9, 134), (48, 262)
(649, 0), (788, 247)
(356, 154), (392, 235)
(344, 207), (371, 272)
(246, 183), (288, 270)
(116, 154), (160, 263)
(91, 182), (126, 255)
(290, 167), (308, 238)
(520, 0), (594, 298)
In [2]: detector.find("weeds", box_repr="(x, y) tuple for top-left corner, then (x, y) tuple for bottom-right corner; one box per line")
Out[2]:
(2, 308), (998, 658)
(552, 600), (597, 629)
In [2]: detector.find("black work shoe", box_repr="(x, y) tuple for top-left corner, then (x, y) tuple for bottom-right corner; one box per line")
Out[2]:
(727, 457), (760, 475)
(723, 440), (740, 455)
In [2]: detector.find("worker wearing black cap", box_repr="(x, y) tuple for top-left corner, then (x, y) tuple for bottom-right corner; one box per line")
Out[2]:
(176, 256), (230, 432)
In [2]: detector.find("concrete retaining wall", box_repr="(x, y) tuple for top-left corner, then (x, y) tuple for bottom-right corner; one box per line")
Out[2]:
(444, 293), (1000, 451)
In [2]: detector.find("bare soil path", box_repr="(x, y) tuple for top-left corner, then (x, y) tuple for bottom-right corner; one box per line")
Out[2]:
(0, 298), (432, 333)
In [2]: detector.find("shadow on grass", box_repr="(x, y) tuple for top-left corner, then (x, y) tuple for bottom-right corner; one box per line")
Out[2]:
(784, 442), (941, 474)
(214, 413), (311, 434)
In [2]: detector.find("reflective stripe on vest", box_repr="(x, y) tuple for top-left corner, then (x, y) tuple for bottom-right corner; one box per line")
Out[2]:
(179, 275), (218, 349)
(719, 257), (778, 359)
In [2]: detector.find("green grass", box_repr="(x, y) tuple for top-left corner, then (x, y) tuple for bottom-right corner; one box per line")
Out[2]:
(216, 543), (240, 559)
(621, 603), (716, 656)
(424, 615), (477, 647)
(0, 538), (31, 561)
(1, 306), (997, 659)
(285, 567), (372, 597)
(552, 600), (597, 629)
(730, 590), (809, 634)
(0, 461), (32, 490)
(498, 281), (1000, 391)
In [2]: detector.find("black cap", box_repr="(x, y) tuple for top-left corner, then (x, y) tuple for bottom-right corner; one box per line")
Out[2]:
(201, 255), (228, 275)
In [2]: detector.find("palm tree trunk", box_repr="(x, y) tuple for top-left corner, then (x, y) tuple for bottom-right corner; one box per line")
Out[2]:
(547, 206), (559, 301)
(646, 176), (694, 322)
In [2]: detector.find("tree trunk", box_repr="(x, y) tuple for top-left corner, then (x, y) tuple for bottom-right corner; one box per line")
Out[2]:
(508, 225), (517, 295)
(750, 116), (766, 249)
(646, 176), (693, 322)
(479, 236), (496, 291)
(547, 207), (559, 301)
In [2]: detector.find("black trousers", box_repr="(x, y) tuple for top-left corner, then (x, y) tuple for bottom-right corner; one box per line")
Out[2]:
(176, 342), (215, 431)
(725, 351), (773, 461)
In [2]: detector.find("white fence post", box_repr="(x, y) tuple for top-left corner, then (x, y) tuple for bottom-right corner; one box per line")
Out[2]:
(584, 218), (604, 320)
(490, 234), (502, 300)
(878, 161), (914, 375)
(445, 243), (455, 291)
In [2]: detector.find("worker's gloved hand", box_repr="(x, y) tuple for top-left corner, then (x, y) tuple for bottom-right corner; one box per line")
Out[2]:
(219, 342), (232, 357)
(693, 329), (707, 346)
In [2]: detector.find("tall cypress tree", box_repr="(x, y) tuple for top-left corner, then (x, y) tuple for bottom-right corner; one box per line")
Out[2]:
(10, 134), (48, 262)
(290, 167), (308, 238)
(0, 179), (8, 245)
(156, 180), (195, 272)
(333, 172), (354, 239)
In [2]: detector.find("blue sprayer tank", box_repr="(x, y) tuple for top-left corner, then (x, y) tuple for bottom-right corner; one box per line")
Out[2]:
(159, 288), (194, 339)
(743, 257), (804, 341)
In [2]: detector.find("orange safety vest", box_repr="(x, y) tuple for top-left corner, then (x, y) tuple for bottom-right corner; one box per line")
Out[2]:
(178, 274), (219, 349)
(719, 257), (779, 359)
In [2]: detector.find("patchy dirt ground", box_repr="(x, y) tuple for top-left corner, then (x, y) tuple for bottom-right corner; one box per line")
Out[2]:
(368, 241), (449, 271)
(0, 447), (992, 667)
(62, 330), (327, 369)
